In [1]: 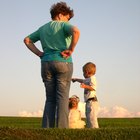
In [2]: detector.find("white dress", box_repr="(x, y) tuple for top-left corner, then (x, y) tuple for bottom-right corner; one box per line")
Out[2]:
(69, 109), (85, 128)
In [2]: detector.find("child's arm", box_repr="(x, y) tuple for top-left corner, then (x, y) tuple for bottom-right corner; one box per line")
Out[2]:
(80, 83), (95, 91)
(72, 78), (95, 91)
(72, 78), (84, 83)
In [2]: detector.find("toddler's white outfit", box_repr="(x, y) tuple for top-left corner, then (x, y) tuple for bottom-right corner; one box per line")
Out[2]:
(83, 75), (99, 128)
(69, 109), (85, 128)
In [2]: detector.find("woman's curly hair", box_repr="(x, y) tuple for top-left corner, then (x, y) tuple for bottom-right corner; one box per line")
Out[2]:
(50, 2), (74, 20)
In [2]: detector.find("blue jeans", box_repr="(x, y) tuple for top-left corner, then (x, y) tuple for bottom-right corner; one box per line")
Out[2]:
(41, 61), (73, 128)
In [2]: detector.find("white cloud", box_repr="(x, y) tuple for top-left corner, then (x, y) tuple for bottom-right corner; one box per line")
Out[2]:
(78, 103), (140, 118)
(18, 110), (43, 117)
(135, 112), (140, 117)
(98, 107), (111, 117)
(18, 103), (140, 118)
(98, 106), (133, 118)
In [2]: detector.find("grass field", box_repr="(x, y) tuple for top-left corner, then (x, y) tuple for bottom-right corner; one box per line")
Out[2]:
(0, 117), (140, 140)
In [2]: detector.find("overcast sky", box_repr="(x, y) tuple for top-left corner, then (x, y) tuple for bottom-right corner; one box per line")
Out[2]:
(0, 0), (140, 117)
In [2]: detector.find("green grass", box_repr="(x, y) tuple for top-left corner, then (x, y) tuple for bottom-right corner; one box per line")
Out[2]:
(0, 117), (140, 140)
(0, 117), (41, 129)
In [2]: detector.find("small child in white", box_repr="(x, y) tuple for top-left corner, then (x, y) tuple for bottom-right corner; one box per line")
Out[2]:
(69, 95), (85, 128)
(72, 62), (99, 128)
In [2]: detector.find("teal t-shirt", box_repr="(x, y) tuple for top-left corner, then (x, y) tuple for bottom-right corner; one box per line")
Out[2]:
(28, 21), (73, 63)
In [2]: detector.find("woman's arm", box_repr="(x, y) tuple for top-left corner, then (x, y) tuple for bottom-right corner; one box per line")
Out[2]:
(61, 26), (80, 59)
(69, 26), (80, 52)
(24, 37), (44, 57)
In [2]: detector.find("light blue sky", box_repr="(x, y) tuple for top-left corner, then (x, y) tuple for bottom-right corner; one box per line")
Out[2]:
(0, 0), (140, 117)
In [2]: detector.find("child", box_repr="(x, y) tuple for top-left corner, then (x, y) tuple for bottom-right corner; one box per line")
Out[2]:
(72, 62), (99, 128)
(69, 95), (85, 128)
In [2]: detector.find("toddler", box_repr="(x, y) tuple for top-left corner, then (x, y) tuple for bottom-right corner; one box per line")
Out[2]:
(69, 95), (85, 128)
(72, 62), (99, 128)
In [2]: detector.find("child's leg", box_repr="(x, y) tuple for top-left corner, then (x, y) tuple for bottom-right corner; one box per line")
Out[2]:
(86, 101), (99, 128)
(90, 101), (99, 128)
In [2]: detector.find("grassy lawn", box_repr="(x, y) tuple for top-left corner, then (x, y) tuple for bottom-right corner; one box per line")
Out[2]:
(0, 117), (140, 140)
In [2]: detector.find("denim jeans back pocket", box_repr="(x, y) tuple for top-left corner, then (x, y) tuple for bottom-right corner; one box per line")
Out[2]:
(53, 62), (73, 81)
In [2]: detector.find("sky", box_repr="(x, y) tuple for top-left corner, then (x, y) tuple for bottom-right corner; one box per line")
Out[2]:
(0, 0), (140, 118)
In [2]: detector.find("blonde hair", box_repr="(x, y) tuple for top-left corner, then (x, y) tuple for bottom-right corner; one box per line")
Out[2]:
(83, 62), (96, 75)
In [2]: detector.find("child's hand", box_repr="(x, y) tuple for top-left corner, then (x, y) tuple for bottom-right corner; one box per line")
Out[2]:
(80, 83), (86, 88)
(72, 78), (77, 83)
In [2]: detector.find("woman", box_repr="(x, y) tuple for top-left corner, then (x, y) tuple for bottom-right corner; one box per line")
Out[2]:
(24, 2), (80, 128)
